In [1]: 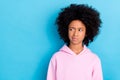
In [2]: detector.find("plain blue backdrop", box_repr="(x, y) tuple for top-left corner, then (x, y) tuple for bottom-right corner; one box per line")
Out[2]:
(0, 0), (120, 80)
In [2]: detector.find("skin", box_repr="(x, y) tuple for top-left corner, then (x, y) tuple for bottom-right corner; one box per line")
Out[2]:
(68, 20), (86, 55)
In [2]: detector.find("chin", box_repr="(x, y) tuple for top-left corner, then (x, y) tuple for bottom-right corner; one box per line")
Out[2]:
(71, 42), (81, 45)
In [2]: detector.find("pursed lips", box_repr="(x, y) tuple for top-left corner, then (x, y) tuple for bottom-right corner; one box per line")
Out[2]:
(72, 37), (78, 41)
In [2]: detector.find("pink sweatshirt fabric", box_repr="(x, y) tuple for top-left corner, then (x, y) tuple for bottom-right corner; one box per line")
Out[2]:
(47, 44), (103, 80)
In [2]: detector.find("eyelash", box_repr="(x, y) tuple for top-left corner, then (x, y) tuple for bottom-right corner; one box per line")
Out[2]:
(69, 28), (82, 31)
(69, 28), (74, 31)
(79, 29), (83, 32)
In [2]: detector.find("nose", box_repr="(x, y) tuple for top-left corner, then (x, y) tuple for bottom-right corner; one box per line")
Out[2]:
(74, 30), (78, 36)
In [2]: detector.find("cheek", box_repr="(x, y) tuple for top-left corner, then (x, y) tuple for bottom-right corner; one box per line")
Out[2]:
(68, 32), (73, 36)
(68, 32), (71, 38)
(82, 30), (86, 36)
(79, 32), (86, 39)
(68, 31), (73, 39)
(83, 32), (86, 39)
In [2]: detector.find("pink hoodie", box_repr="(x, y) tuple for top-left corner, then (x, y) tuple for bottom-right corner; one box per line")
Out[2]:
(47, 44), (103, 80)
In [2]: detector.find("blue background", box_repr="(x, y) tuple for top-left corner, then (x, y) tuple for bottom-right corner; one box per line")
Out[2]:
(0, 0), (120, 80)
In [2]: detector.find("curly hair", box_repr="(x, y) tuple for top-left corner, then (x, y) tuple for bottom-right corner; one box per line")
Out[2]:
(56, 4), (102, 46)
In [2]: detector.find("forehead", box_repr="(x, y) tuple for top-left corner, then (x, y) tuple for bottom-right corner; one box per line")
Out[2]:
(68, 20), (86, 28)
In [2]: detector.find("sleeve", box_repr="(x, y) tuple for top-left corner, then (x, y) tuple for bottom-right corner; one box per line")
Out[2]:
(92, 57), (103, 80)
(47, 56), (56, 80)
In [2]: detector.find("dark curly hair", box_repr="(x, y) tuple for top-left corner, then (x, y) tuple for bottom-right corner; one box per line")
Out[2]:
(56, 4), (102, 46)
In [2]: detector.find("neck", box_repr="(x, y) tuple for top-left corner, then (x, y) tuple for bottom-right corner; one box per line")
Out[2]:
(69, 43), (84, 55)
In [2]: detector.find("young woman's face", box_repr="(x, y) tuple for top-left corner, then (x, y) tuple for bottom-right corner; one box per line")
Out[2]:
(68, 20), (86, 45)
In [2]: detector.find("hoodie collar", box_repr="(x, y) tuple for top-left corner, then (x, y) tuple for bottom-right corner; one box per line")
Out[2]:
(60, 44), (88, 56)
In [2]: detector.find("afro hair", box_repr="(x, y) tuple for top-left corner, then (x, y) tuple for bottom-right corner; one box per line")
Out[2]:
(56, 4), (102, 46)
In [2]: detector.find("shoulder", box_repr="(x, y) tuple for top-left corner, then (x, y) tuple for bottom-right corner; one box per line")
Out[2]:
(85, 47), (101, 63)
(50, 44), (69, 60)
(49, 49), (64, 62)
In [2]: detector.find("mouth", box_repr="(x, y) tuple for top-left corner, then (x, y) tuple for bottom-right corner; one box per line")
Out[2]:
(72, 37), (78, 41)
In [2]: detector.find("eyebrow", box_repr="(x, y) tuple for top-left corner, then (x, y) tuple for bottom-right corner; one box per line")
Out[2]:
(69, 27), (83, 29)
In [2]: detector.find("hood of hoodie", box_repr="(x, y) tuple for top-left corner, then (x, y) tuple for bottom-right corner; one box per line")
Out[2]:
(59, 44), (89, 56)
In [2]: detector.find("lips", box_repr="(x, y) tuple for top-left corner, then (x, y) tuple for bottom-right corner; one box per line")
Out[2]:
(72, 37), (78, 41)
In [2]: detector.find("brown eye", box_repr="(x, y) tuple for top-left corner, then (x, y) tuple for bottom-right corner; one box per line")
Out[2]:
(79, 29), (82, 32)
(70, 28), (72, 31)
(69, 28), (73, 31)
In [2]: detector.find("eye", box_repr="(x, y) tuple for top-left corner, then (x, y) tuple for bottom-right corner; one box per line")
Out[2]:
(79, 28), (83, 32)
(69, 28), (74, 31)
